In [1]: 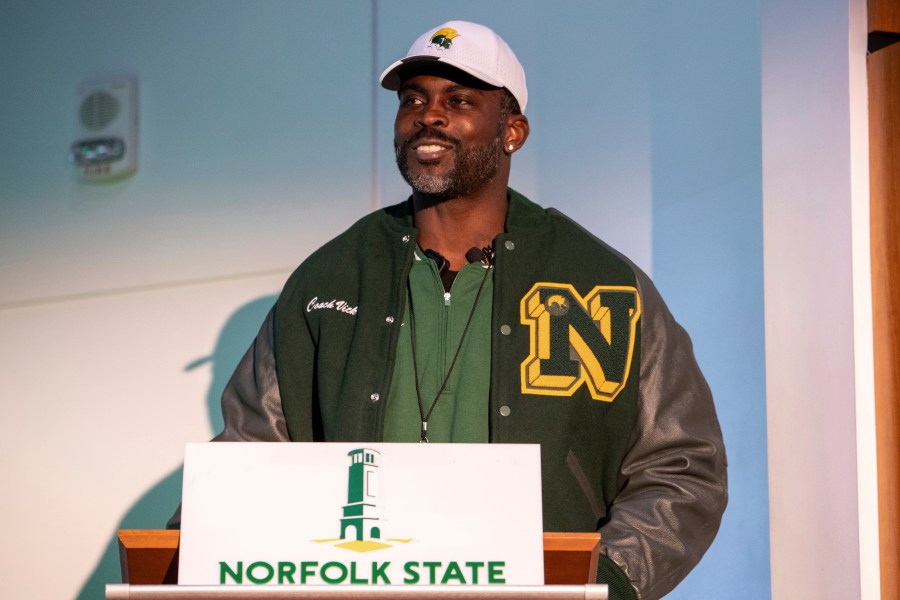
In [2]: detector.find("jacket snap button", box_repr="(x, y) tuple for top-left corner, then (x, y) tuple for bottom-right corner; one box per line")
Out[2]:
(370, 393), (380, 402)
(385, 316), (394, 324)
(500, 405), (511, 417)
(402, 235), (410, 243)
(504, 240), (515, 251)
(500, 324), (511, 335)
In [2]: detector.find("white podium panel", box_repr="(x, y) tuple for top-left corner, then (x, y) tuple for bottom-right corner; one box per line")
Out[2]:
(179, 443), (544, 588)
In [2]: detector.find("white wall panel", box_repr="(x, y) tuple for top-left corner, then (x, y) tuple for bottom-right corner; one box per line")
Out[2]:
(0, 274), (284, 600)
(762, 0), (877, 596)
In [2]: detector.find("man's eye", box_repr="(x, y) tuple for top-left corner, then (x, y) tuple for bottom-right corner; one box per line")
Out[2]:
(400, 96), (423, 106)
(450, 97), (472, 107)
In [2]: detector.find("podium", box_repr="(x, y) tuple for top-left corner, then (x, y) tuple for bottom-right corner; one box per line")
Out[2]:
(109, 530), (606, 599)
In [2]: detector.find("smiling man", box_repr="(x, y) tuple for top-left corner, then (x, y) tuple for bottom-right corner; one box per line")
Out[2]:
(186, 21), (727, 600)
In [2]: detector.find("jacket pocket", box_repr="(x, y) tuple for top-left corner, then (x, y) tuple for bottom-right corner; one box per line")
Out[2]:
(566, 449), (603, 522)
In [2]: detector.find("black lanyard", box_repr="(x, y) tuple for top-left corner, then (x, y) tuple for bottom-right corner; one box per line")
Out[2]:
(407, 246), (493, 442)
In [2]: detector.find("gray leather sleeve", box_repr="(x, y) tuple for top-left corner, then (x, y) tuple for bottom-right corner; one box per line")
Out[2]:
(600, 270), (728, 600)
(167, 308), (288, 529)
(214, 307), (290, 442)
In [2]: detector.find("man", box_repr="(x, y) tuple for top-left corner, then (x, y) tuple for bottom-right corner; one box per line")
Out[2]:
(183, 21), (727, 600)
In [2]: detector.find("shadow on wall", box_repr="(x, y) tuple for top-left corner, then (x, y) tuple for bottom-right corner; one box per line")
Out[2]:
(77, 294), (278, 600)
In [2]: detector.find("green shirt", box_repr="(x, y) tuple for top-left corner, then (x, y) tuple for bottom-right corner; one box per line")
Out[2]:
(383, 247), (493, 442)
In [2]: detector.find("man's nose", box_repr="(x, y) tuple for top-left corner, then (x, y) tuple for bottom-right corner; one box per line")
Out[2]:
(416, 102), (447, 128)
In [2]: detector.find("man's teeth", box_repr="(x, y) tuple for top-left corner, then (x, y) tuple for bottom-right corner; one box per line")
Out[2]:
(417, 145), (444, 152)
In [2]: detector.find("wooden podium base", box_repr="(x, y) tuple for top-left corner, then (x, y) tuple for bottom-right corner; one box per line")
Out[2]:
(117, 531), (601, 586)
(107, 583), (608, 599)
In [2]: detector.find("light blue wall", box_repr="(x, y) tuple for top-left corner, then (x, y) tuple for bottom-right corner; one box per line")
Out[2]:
(644, 3), (767, 597)
(1, 1), (768, 598)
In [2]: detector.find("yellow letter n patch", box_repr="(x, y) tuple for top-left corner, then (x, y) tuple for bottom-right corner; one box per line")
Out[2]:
(520, 283), (641, 402)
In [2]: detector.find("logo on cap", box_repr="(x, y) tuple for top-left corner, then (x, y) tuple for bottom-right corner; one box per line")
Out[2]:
(429, 27), (460, 50)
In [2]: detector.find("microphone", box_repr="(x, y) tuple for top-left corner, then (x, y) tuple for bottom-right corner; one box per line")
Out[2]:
(423, 248), (449, 274)
(466, 245), (494, 266)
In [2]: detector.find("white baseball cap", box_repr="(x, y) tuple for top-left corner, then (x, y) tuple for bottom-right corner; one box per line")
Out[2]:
(379, 20), (528, 113)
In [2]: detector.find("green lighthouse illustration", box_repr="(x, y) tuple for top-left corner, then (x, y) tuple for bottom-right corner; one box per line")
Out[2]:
(340, 448), (381, 541)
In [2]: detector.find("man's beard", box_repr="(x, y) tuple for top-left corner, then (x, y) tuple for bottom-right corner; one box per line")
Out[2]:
(395, 127), (503, 201)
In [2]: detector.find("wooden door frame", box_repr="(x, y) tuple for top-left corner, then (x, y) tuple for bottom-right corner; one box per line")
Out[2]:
(867, 1), (900, 597)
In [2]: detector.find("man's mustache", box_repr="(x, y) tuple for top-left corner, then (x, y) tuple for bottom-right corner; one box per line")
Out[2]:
(399, 127), (461, 149)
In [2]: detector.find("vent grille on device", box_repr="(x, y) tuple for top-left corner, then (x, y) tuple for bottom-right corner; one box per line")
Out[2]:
(79, 91), (120, 130)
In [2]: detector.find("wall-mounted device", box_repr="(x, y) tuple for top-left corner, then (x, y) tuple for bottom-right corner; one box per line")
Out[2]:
(70, 77), (138, 181)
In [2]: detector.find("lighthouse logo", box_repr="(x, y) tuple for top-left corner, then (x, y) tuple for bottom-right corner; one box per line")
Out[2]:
(314, 448), (411, 553)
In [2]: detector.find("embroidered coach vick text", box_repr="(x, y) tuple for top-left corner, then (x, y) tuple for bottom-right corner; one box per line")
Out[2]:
(307, 297), (359, 315)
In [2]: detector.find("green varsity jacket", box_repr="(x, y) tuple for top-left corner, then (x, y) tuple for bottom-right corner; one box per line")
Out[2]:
(212, 189), (727, 600)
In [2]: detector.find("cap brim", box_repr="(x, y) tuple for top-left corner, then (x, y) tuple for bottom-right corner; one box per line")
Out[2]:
(379, 55), (505, 92)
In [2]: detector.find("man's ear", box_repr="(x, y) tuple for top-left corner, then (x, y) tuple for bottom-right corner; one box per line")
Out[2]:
(504, 114), (530, 154)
